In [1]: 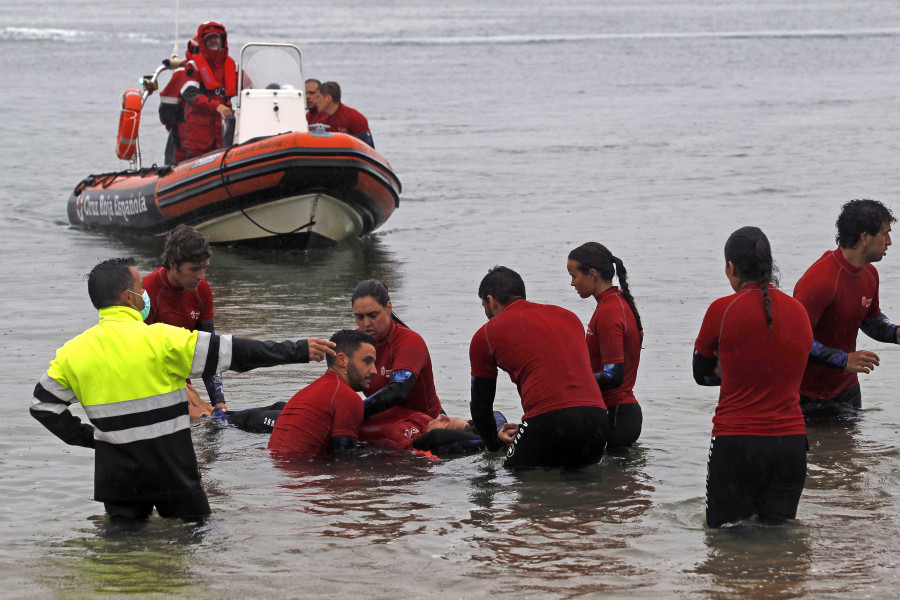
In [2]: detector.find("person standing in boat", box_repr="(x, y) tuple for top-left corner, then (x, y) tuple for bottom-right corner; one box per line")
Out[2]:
(693, 227), (811, 528)
(469, 266), (609, 469)
(181, 22), (237, 159)
(158, 35), (199, 164)
(351, 280), (443, 419)
(305, 78), (321, 122)
(309, 81), (375, 148)
(143, 225), (224, 416)
(566, 242), (644, 449)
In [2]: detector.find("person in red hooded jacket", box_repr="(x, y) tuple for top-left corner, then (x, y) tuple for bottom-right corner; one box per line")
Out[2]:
(159, 36), (199, 164)
(181, 22), (237, 159)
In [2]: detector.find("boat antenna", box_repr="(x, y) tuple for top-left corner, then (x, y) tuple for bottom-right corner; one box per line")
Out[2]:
(171, 0), (180, 58)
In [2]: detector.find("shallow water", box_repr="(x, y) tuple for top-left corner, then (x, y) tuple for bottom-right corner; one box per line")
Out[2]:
(4, 1), (900, 597)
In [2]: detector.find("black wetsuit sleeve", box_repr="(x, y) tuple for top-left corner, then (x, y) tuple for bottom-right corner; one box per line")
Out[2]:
(30, 383), (95, 448)
(808, 340), (848, 369)
(362, 372), (415, 418)
(229, 338), (310, 373)
(412, 429), (484, 454)
(692, 350), (721, 386)
(330, 436), (358, 455)
(197, 320), (226, 405)
(470, 376), (501, 452)
(861, 313), (900, 344)
(595, 363), (624, 390)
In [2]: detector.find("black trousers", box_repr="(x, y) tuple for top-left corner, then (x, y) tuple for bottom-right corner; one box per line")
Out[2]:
(104, 487), (211, 522)
(606, 403), (642, 449)
(504, 406), (608, 469)
(705, 434), (807, 528)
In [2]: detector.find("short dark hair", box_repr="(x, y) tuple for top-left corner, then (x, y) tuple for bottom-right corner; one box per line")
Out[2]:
(319, 81), (341, 104)
(161, 224), (212, 269)
(87, 257), (136, 309)
(305, 78), (321, 86)
(326, 329), (375, 367)
(836, 199), (896, 248)
(478, 266), (526, 305)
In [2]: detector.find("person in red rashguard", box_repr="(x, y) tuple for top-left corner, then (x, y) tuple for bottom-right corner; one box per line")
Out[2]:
(469, 266), (608, 469)
(143, 225), (223, 416)
(350, 280), (443, 420)
(310, 81), (374, 148)
(268, 330), (376, 456)
(793, 199), (899, 415)
(566, 242), (644, 449)
(181, 22), (237, 158)
(694, 226), (812, 528)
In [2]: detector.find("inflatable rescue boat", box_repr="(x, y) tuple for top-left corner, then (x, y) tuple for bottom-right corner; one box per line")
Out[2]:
(67, 43), (401, 249)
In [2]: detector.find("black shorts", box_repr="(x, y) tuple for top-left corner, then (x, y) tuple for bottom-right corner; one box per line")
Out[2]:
(504, 406), (608, 469)
(606, 403), (642, 449)
(104, 487), (211, 522)
(705, 434), (807, 528)
(800, 384), (862, 418)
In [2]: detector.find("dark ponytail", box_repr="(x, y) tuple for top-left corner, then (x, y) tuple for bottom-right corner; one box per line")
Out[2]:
(723, 226), (779, 331)
(568, 242), (643, 333)
(351, 279), (407, 327)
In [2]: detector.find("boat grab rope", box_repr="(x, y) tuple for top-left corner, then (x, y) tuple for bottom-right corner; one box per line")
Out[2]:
(73, 165), (174, 195)
(216, 144), (317, 237)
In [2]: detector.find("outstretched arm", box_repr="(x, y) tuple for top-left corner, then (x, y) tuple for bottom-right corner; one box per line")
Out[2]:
(362, 370), (415, 418)
(861, 312), (900, 345)
(809, 340), (880, 373)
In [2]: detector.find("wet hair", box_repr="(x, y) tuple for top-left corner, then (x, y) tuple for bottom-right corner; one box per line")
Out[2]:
(87, 257), (136, 309)
(835, 199), (895, 248)
(161, 224), (212, 269)
(724, 226), (779, 331)
(351, 279), (407, 327)
(326, 329), (375, 367)
(319, 81), (342, 104)
(568, 242), (643, 332)
(478, 266), (526, 305)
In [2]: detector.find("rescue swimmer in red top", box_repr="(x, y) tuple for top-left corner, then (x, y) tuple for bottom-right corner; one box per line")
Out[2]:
(181, 22), (237, 159)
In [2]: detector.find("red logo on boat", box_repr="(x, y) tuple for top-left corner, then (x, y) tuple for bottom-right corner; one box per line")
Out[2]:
(75, 194), (84, 221)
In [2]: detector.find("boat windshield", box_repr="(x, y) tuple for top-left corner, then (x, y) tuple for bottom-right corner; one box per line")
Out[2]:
(239, 44), (304, 93)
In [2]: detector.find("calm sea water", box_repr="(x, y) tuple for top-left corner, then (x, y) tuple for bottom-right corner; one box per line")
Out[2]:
(4, 1), (900, 597)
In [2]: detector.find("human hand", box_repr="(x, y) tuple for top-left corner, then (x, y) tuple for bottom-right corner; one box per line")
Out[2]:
(214, 401), (227, 412)
(216, 104), (233, 118)
(845, 350), (880, 374)
(713, 360), (722, 379)
(497, 423), (519, 446)
(308, 338), (337, 361)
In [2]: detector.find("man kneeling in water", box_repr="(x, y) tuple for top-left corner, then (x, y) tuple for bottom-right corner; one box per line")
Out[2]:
(208, 362), (504, 455)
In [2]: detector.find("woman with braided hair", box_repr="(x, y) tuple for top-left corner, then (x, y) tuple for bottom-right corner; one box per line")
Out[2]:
(693, 226), (812, 528)
(567, 242), (644, 448)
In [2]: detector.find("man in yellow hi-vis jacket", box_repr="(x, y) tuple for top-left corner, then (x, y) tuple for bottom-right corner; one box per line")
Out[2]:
(30, 257), (335, 521)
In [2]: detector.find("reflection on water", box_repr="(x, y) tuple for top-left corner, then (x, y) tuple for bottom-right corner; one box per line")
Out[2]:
(696, 524), (811, 600)
(461, 448), (656, 587)
(38, 517), (210, 597)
